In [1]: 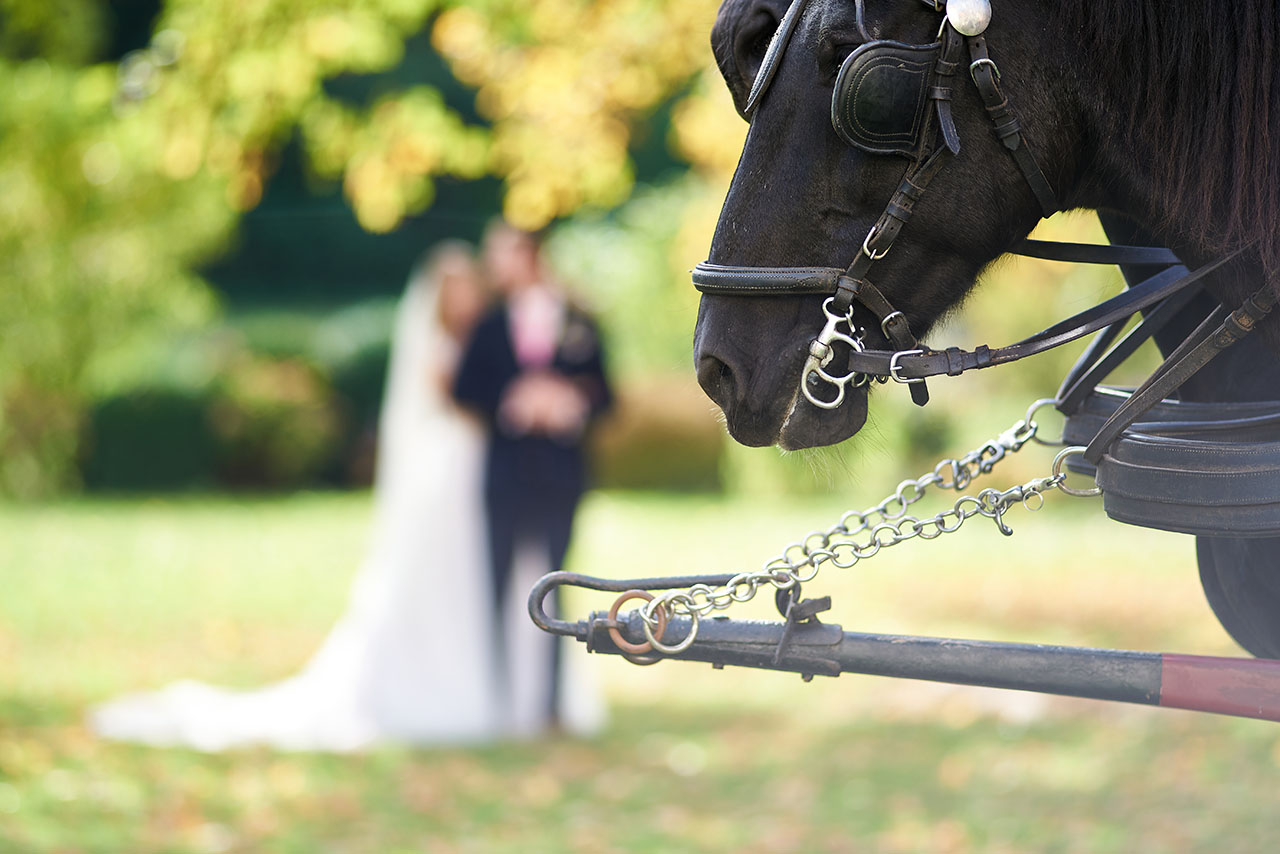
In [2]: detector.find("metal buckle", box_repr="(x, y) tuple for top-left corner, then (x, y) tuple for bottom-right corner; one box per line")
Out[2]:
(969, 56), (1000, 83)
(889, 349), (925, 384)
(862, 228), (889, 261)
(879, 310), (907, 340)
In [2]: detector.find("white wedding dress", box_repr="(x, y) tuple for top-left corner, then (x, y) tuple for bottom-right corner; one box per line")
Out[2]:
(90, 267), (603, 751)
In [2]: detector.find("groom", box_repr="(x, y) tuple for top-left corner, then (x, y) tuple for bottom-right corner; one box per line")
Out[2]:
(451, 220), (612, 725)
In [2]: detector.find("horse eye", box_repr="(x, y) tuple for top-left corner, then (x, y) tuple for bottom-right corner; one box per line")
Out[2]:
(826, 44), (858, 80)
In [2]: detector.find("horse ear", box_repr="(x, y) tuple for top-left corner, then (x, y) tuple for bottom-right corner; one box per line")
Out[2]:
(712, 0), (793, 119)
(945, 0), (991, 36)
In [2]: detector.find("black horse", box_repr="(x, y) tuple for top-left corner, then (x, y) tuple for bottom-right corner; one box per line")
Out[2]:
(694, 1), (1280, 653)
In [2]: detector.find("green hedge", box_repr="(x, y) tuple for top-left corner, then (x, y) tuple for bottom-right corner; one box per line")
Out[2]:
(80, 305), (730, 494)
(83, 354), (345, 492)
(82, 389), (219, 491)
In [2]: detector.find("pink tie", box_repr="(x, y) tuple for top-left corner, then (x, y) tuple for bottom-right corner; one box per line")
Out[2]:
(511, 289), (561, 368)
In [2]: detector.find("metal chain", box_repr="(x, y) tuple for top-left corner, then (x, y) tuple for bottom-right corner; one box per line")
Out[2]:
(638, 416), (1078, 654)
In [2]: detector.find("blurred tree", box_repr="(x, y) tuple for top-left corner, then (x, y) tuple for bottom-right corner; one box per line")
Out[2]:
(0, 0), (725, 496)
(431, 0), (717, 228)
(0, 0), (107, 62)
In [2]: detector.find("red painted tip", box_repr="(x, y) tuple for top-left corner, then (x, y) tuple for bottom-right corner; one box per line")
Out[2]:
(1160, 653), (1280, 722)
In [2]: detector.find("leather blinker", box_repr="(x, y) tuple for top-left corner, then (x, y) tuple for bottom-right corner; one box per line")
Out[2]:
(831, 40), (940, 157)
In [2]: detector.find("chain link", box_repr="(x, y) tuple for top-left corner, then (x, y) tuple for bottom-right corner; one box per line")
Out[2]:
(641, 417), (1067, 642)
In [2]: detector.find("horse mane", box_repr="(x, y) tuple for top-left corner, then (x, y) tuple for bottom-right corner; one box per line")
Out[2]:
(1058, 1), (1279, 280)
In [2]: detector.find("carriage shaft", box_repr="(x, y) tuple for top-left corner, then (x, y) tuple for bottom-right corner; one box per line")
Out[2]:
(591, 612), (1280, 723)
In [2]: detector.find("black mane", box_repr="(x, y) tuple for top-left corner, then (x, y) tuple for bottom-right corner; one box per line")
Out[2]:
(1060, 0), (1279, 281)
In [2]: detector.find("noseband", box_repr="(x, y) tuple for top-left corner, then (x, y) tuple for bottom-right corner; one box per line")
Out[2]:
(693, 0), (1063, 409)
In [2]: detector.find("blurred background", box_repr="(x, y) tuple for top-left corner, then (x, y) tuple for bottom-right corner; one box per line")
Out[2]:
(2, 1), (1278, 852)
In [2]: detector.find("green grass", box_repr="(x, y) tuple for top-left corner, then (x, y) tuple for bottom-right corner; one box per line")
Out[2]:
(2, 485), (1278, 853)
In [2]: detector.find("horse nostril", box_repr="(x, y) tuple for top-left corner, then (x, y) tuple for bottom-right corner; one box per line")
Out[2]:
(696, 353), (736, 409)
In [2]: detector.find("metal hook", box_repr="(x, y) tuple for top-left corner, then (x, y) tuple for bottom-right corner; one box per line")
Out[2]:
(527, 571), (737, 639)
(801, 298), (869, 409)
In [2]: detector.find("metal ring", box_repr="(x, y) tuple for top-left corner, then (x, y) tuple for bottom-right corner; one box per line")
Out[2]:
(1051, 446), (1103, 497)
(1024, 398), (1066, 446)
(803, 370), (846, 409)
(643, 608), (699, 654)
(820, 295), (854, 324)
(607, 590), (667, 655)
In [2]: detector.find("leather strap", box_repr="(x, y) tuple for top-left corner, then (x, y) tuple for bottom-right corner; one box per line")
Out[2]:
(1055, 276), (1202, 415)
(967, 36), (1059, 217)
(834, 276), (903, 323)
(844, 253), (1238, 381)
(931, 25), (964, 154)
(1132, 409), (1280, 436)
(833, 274), (931, 405)
(1083, 281), (1278, 463)
(837, 146), (952, 299)
(1066, 387), (1280, 438)
(1013, 240), (1181, 266)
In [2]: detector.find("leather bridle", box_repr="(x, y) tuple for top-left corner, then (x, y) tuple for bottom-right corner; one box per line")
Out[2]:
(693, 0), (1275, 460)
(694, 0), (1064, 407)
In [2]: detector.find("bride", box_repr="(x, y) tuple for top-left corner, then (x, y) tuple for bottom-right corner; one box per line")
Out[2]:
(90, 242), (602, 751)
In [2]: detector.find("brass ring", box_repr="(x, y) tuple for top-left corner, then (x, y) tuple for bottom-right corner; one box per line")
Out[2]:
(607, 590), (667, 655)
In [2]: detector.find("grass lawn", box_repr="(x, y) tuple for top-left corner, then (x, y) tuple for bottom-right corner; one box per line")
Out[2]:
(2, 483), (1278, 853)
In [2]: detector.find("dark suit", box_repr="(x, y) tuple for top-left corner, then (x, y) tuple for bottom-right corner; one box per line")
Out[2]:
(452, 300), (611, 714)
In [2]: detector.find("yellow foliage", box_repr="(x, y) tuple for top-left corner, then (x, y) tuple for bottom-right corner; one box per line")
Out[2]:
(0, 0), (736, 493)
(433, 0), (721, 228)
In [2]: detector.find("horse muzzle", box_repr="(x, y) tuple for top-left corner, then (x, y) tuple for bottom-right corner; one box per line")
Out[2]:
(694, 316), (869, 449)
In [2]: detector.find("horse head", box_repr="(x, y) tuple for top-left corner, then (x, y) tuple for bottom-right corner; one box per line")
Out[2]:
(695, 0), (1086, 450)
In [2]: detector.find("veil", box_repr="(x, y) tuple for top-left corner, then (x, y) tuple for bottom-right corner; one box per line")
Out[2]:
(89, 253), (502, 750)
